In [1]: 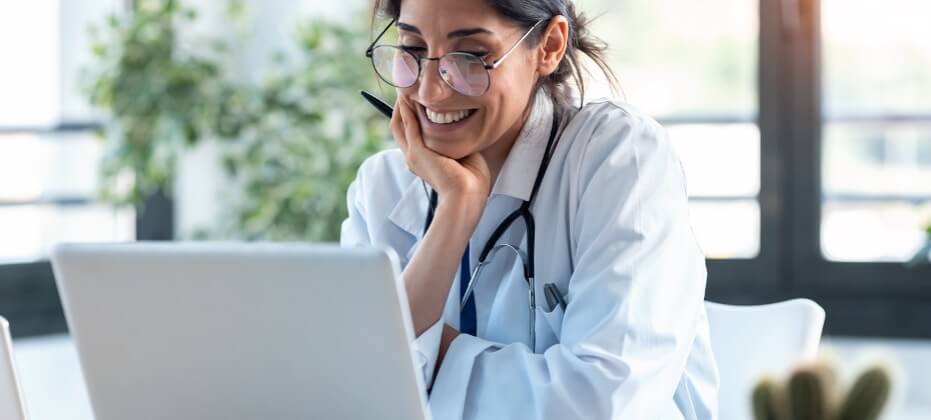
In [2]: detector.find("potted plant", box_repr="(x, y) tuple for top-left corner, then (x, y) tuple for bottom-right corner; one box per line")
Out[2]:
(83, 0), (231, 206)
(84, 0), (389, 242)
(213, 18), (389, 242)
(753, 359), (893, 420)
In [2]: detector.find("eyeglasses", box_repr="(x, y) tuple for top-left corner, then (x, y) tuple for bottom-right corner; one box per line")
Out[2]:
(365, 19), (545, 97)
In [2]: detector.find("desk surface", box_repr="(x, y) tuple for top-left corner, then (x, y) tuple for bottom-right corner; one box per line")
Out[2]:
(11, 335), (931, 420)
(13, 335), (93, 420)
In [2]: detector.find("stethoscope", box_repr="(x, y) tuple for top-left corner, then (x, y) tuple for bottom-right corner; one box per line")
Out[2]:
(421, 108), (563, 352)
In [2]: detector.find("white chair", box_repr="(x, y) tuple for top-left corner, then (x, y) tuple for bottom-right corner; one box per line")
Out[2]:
(1, 316), (28, 420)
(705, 299), (825, 420)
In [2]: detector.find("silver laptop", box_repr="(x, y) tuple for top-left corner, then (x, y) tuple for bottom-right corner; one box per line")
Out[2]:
(51, 242), (430, 420)
(1, 316), (28, 420)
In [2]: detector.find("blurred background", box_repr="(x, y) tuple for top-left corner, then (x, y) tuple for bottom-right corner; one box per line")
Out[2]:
(1, 0), (929, 419)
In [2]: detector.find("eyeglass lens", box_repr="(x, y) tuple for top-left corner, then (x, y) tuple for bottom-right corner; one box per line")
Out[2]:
(371, 46), (491, 96)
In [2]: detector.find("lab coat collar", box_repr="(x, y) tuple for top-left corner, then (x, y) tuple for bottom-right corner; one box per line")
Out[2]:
(387, 90), (554, 238)
(388, 176), (432, 239)
(490, 89), (554, 202)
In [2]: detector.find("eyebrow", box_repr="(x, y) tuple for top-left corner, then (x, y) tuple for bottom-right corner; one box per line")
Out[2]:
(396, 22), (494, 39)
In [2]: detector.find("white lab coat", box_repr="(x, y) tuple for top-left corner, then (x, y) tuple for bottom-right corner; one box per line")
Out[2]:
(341, 91), (719, 419)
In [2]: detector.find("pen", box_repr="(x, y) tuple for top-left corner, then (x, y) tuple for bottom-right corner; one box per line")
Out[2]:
(361, 90), (394, 119)
(543, 283), (567, 312)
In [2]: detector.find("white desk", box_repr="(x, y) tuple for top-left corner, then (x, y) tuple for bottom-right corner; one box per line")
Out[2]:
(11, 335), (931, 420)
(13, 335), (93, 420)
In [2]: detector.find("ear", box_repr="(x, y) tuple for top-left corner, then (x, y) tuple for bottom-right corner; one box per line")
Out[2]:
(536, 16), (569, 77)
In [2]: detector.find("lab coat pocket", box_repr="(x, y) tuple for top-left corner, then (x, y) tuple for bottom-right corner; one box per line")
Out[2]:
(539, 304), (565, 340)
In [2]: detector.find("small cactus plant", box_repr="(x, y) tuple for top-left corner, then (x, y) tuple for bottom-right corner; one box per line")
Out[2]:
(752, 360), (892, 420)
(835, 366), (892, 420)
(788, 367), (833, 420)
(752, 378), (787, 420)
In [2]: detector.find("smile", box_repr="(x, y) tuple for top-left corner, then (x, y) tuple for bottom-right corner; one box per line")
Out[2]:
(424, 108), (478, 125)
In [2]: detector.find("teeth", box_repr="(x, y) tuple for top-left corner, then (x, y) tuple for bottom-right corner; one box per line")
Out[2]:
(425, 108), (473, 124)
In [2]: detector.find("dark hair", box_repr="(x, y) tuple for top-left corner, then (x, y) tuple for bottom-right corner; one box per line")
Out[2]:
(371, 0), (618, 111)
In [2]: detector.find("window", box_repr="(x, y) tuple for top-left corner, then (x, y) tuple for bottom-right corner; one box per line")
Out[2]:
(4, 0), (929, 338)
(585, 0), (761, 259)
(582, 0), (931, 337)
(0, 1), (138, 337)
(0, 133), (135, 263)
(820, 0), (931, 262)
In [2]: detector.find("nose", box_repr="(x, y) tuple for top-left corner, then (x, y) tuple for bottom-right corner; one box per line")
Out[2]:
(417, 58), (454, 103)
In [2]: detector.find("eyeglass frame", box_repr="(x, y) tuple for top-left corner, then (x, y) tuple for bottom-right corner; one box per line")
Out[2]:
(364, 18), (547, 96)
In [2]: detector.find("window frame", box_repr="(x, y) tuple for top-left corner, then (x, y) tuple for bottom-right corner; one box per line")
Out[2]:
(0, 122), (173, 339)
(705, 0), (931, 339)
(0, 0), (144, 339)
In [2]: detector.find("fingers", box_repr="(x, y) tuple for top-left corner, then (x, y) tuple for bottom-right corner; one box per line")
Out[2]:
(393, 97), (430, 175)
(391, 98), (408, 154)
(393, 97), (424, 174)
(398, 98), (425, 151)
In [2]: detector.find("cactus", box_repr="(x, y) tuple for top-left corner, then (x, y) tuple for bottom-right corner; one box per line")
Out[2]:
(836, 366), (892, 420)
(788, 367), (833, 420)
(752, 361), (892, 420)
(752, 378), (786, 420)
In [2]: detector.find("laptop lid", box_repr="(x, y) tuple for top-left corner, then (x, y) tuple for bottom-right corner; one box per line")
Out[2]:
(1, 316), (28, 420)
(51, 242), (429, 420)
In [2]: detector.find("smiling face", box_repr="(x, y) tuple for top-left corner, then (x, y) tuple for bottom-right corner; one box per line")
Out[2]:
(395, 0), (543, 161)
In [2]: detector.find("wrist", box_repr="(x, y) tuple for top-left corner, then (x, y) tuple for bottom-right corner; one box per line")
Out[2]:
(436, 194), (485, 223)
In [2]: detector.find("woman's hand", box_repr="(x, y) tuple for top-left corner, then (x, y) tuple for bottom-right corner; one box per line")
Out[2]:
(390, 95), (488, 342)
(391, 96), (491, 211)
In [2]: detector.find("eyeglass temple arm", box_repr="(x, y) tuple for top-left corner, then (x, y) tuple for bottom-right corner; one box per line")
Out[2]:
(366, 19), (396, 57)
(487, 19), (547, 70)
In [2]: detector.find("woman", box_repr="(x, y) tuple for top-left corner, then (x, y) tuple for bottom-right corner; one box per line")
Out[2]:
(341, 0), (719, 418)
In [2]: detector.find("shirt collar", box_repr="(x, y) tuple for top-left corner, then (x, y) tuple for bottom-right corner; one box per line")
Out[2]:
(490, 89), (554, 202)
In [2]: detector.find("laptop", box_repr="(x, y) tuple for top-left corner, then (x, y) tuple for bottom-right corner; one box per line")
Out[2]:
(51, 242), (430, 420)
(1, 316), (28, 420)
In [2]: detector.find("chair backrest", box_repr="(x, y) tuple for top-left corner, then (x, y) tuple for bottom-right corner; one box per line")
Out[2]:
(1, 316), (28, 420)
(705, 299), (825, 420)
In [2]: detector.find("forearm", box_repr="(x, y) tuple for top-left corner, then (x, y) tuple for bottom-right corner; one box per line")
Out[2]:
(403, 198), (482, 335)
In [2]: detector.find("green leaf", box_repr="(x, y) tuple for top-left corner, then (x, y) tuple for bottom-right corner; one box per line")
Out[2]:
(85, 1), (387, 241)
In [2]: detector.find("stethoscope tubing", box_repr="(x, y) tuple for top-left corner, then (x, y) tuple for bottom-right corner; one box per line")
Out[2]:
(362, 90), (560, 352)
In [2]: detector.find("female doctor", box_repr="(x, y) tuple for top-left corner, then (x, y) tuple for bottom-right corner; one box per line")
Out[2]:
(341, 0), (719, 418)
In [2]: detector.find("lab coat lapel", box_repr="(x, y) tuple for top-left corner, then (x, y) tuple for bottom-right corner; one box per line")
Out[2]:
(387, 176), (431, 240)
